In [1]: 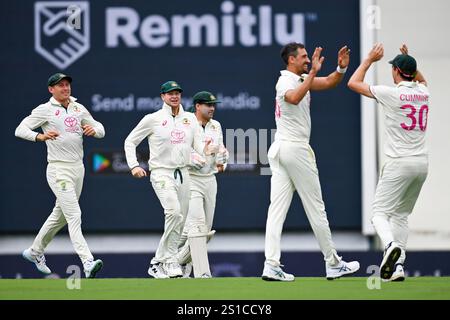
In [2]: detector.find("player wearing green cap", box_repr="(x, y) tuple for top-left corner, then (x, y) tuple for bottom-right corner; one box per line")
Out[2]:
(348, 44), (429, 281)
(124, 81), (214, 278)
(15, 73), (105, 278)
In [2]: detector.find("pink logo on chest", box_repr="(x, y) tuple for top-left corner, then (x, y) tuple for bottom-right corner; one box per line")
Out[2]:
(55, 110), (60, 116)
(162, 120), (167, 127)
(170, 129), (186, 144)
(64, 116), (78, 127)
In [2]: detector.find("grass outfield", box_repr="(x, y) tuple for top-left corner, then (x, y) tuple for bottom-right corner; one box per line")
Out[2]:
(1, 277), (450, 300)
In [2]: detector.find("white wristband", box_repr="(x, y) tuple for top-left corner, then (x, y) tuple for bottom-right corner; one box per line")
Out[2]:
(337, 65), (348, 74)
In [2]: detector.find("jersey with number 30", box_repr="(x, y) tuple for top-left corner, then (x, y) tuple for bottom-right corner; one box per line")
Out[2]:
(370, 81), (430, 158)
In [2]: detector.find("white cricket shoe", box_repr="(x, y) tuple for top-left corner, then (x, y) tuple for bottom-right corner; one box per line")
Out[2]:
(380, 242), (401, 280)
(390, 264), (405, 282)
(84, 259), (103, 278)
(163, 262), (183, 278)
(199, 273), (212, 278)
(22, 248), (51, 275)
(326, 260), (360, 280)
(181, 262), (193, 278)
(148, 263), (169, 279)
(261, 263), (295, 282)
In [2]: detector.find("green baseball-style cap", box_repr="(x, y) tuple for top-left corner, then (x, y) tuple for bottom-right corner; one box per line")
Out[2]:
(389, 54), (417, 78)
(192, 91), (221, 105)
(160, 81), (183, 93)
(47, 73), (72, 86)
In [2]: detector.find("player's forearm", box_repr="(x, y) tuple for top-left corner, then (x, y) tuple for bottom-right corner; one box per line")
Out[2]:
(285, 74), (315, 104)
(348, 59), (372, 88)
(348, 59), (374, 98)
(93, 122), (105, 138)
(414, 70), (427, 85)
(124, 139), (140, 169)
(325, 71), (344, 88)
(15, 121), (40, 142)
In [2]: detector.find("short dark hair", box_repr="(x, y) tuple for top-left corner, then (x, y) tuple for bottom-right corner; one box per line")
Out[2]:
(280, 42), (305, 65)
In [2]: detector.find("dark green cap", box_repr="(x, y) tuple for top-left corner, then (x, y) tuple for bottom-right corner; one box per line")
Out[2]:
(47, 73), (72, 86)
(160, 81), (183, 93)
(192, 91), (220, 105)
(389, 54), (417, 78)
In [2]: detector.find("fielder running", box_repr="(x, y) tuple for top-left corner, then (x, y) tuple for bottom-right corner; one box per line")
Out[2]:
(262, 43), (360, 281)
(124, 81), (211, 279)
(15, 73), (105, 278)
(348, 44), (429, 281)
(176, 91), (229, 278)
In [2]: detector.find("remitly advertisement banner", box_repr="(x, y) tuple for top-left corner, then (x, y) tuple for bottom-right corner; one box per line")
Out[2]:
(1, 0), (361, 232)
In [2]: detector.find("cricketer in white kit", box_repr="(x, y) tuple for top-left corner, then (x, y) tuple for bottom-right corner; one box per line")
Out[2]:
(262, 43), (360, 281)
(348, 44), (429, 281)
(15, 73), (105, 278)
(124, 81), (210, 279)
(176, 91), (229, 278)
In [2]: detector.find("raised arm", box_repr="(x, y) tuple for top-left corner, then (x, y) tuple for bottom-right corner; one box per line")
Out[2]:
(311, 46), (350, 91)
(347, 43), (384, 98)
(400, 44), (427, 86)
(284, 47), (324, 104)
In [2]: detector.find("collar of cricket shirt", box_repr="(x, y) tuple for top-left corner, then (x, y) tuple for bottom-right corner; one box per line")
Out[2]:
(397, 81), (418, 88)
(162, 102), (184, 117)
(50, 96), (77, 108)
(197, 117), (212, 127)
(280, 70), (303, 82)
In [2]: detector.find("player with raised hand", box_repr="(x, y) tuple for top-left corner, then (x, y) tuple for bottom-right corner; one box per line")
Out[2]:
(348, 43), (429, 281)
(262, 43), (360, 281)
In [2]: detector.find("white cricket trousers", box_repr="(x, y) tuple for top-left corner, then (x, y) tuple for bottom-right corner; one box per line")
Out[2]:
(31, 161), (94, 263)
(182, 174), (217, 238)
(372, 155), (428, 264)
(150, 167), (191, 264)
(265, 140), (340, 267)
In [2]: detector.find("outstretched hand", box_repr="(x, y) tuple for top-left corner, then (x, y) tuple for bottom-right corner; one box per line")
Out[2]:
(310, 47), (325, 75)
(367, 43), (384, 62)
(338, 46), (351, 68)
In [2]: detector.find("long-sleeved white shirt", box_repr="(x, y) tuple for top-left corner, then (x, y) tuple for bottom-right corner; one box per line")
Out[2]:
(189, 118), (227, 177)
(15, 96), (105, 163)
(124, 103), (204, 171)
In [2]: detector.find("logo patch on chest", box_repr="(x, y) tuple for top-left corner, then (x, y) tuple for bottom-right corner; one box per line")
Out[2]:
(64, 116), (81, 133)
(170, 129), (186, 144)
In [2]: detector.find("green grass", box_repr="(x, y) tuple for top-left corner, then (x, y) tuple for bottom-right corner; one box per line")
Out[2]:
(1, 277), (450, 300)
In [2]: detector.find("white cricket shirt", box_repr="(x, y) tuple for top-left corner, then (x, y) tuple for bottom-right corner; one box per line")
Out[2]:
(274, 70), (311, 143)
(189, 118), (225, 177)
(370, 81), (430, 158)
(124, 103), (204, 170)
(15, 96), (105, 163)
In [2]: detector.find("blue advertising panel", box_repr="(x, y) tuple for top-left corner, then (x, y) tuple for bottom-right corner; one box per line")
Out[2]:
(0, 0), (361, 232)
